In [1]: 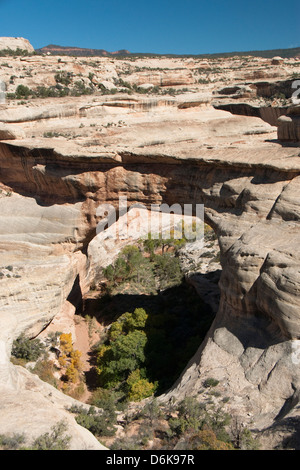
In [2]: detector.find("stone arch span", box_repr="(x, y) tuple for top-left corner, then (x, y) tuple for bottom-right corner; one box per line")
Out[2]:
(1, 142), (300, 342)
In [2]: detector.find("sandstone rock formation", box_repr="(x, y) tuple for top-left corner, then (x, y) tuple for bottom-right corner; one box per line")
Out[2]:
(278, 106), (300, 142)
(0, 50), (299, 449)
(0, 37), (34, 52)
(0, 124), (25, 140)
(272, 56), (284, 65)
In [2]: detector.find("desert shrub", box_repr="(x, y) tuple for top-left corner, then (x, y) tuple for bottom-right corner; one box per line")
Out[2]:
(178, 429), (234, 450)
(71, 80), (93, 96)
(203, 377), (219, 388)
(55, 71), (72, 86)
(11, 334), (45, 362)
(137, 398), (163, 426)
(126, 369), (156, 401)
(0, 48), (33, 57)
(110, 435), (140, 450)
(15, 84), (32, 99)
(69, 405), (117, 437)
(34, 86), (60, 98)
(153, 252), (183, 290)
(30, 359), (58, 387)
(166, 397), (233, 450)
(0, 433), (25, 450)
(238, 428), (260, 450)
(28, 421), (71, 450)
(89, 387), (125, 411)
(67, 382), (86, 400)
(168, 397), (206, 436)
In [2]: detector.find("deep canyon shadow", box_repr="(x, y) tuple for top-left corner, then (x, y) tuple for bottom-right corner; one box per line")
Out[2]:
(82, 279), (217, 395)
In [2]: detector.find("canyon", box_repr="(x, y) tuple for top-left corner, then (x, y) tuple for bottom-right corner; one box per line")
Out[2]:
(0, 38), (300, 449)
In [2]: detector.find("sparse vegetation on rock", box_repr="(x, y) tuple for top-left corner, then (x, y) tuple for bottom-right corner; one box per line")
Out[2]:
(0, 421), (71, 450)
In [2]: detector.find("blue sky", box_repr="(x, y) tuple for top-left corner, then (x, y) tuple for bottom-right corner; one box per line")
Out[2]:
(0, 0), (299, 54)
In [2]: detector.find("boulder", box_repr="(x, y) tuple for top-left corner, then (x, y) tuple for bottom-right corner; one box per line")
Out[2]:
(271, 56), (284, 65)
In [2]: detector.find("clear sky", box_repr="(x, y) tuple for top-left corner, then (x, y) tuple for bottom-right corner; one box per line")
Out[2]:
(0, 0), (299, 55)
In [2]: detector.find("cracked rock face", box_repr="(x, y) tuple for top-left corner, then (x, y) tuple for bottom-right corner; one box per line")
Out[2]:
(0, 51), (300, 448)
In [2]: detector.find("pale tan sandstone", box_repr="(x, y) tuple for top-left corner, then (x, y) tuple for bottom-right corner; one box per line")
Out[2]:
(0, 124), (25, 140)
(0, 37), (34, 52)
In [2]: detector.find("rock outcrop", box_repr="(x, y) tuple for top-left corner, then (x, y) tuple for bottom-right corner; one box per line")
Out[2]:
(278, 106), (300, 142)
(0, 37), (34, 52)
(0, 124), (25, 140)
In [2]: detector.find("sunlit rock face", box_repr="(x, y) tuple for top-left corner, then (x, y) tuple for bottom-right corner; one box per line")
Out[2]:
(0, 37), (34, 52)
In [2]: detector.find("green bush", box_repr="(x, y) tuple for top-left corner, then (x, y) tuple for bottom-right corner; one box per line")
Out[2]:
(29, 421), (71, 450)
(55, 71), (72, 86)
(169, 397), (206, 436)
(15, 84), (32, 99)
(11, 334), (45, 362)
(153, 253), (183, 290)
(0, 48), (33, 57)
(71, 80), (93, 96)
(30, 359), (58, 387)
(0, 433), (25, 450)
(69, 405), (117, 437)
(203, 378), (219, 388)
(102, 241), (183, 295)
(0, 421), (71, 450)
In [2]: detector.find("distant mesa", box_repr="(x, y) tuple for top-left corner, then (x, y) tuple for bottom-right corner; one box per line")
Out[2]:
(35, 44), (300, 59)
(36, 44), (131, 57)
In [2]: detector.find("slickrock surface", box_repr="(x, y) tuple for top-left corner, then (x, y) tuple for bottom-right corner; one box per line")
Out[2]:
(0, 46), (300, 448)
